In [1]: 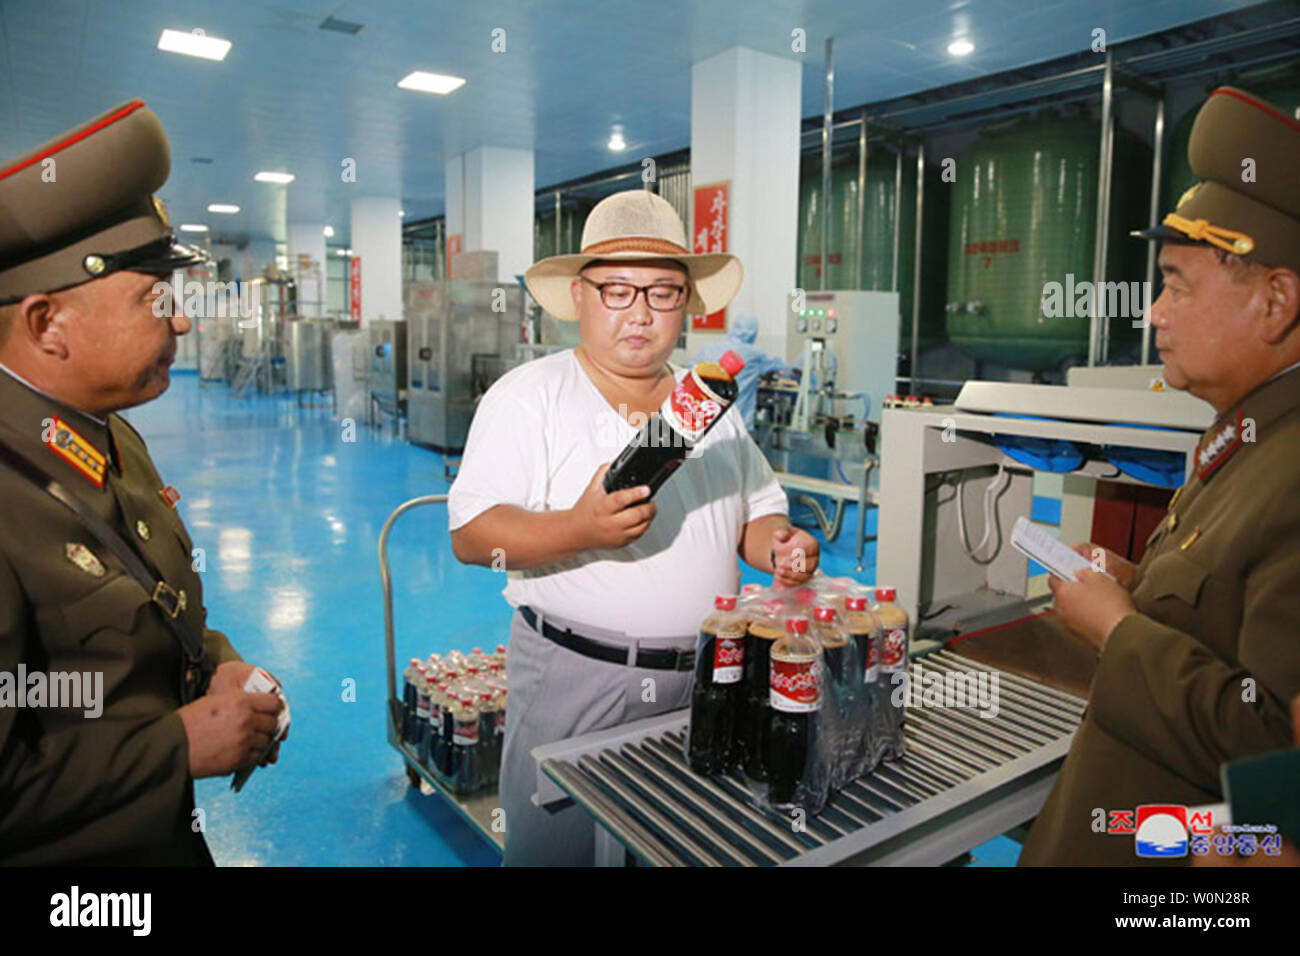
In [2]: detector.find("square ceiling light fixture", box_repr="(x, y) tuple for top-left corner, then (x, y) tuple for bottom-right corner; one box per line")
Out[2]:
(158, 28), (232, 61)
(254, 171), (295, 184)
(397, 71), (466, 95)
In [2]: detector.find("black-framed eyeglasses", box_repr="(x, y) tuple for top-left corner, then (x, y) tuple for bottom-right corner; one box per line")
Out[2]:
(579, 275), (688, 312)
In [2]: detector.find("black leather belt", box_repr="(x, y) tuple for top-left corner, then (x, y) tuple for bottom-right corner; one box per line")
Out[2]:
(519, 605), (695, 672)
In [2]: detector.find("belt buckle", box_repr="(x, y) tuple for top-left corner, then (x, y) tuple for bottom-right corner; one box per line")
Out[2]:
(675, 648), (696, 672)
(152, 581), (182, 619)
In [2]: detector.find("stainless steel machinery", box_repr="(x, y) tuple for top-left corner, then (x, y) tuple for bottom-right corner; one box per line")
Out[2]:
(285, 319), (334, 394)
(405, 279), (526, 452)
(367, 320), (408, 425)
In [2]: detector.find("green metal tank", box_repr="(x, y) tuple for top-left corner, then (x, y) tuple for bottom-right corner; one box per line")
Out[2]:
(946, 117), (1149, 373)
(1163, 61), (1300, 215)
(534, 199), (591, 261)
(796, 149), (947, 350)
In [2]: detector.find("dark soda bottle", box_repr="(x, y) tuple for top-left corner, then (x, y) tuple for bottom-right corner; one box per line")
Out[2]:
(687, 594), (747, 775)
(765, 616), (822, 806)
(452, 696), (480, 793)
(844, 593), (883, 777)
(739, 598), (786, 780)
(872, 587), (910, 761)
(603, 351), (745, 497)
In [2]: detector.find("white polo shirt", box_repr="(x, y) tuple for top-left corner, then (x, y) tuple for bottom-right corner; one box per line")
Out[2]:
(448, 349), (789, 639)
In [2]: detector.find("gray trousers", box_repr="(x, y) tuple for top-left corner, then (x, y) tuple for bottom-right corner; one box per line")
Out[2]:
(499, 607), (695, 866)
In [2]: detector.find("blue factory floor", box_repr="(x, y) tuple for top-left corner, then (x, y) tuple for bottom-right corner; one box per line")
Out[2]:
(124, 371), (1026, 867)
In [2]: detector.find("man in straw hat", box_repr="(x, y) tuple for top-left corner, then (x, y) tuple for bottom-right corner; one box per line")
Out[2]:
(449, 189), (820, 865)
(1021, 87), (1300, 865)
(0, 101), (286, 865)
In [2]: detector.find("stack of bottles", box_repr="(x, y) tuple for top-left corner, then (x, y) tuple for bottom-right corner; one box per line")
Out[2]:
(400, 645), (508, 795)
(685, 576), (909, 815)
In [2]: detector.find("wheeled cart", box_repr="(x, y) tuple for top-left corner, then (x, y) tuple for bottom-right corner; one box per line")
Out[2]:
(379, 494), (502, 852)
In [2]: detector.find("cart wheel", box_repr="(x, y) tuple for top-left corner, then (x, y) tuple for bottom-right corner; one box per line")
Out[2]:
(405, 763), (421, 788)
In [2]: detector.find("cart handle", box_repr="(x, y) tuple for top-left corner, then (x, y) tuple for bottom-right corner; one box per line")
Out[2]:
(378, 494), (448, 735)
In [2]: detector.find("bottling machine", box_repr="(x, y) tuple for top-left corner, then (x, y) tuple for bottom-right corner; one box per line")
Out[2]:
(405, 280), (527, 452)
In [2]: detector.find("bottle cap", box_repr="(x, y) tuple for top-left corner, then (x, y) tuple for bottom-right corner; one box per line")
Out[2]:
(479, 691), (492, 702)
(409, 657), (421, 666)
(425, 674), (437, 685)
(719, 350), (745, 377)
(784, 616), (809, 634)
(795, 587), (816, 605)
(846, 595), (868, 611)
(472, 646), (482, 654)
(875, 586), (897, 602)
(715, 594), (738, 611)
(741, 583), (763, 594)
(813, 605), (836, 622)
(496, 644), (507, 653)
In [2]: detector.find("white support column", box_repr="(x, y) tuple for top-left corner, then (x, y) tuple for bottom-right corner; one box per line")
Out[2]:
(286, 221), (327, 317)
(445, 146), (534, 282)
(350, 196), (403, 324)
(690, 46), (802, 357)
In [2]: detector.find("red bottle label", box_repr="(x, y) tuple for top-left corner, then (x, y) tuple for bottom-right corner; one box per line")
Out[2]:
(665, 368), (727, 441)
(712, 634), (744, 684)
(770, 656), (820, 713)
(864, 635), (879, 682)
(882, 627), (908, 672)
(495, 710), (506, 735)
(453, 719), (479, 746)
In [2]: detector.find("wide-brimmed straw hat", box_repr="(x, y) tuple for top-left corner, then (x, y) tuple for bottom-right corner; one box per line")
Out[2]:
(524, 189), (743, 320)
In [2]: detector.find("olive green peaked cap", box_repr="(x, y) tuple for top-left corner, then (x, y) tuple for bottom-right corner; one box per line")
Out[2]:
(1134, 86), (1300, 275)
(0, 100), (208, 304)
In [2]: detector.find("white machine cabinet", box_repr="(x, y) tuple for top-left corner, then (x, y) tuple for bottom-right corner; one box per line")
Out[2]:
(876, 380), (1212, 629)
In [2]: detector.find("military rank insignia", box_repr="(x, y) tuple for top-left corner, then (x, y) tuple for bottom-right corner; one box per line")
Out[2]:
(159, 485), (181, 508)
(46, 417), (107, 488)
(1195, 410), (1243, 481)
(65, 542), (106, 577)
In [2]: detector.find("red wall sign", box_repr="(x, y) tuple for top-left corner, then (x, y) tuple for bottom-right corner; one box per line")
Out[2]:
(446, 233), (462, 279)
(691, 182), (729, 331)
(349, 256), (362, 322)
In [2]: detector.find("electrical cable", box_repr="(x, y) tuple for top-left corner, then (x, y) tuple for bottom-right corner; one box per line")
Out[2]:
(955, 462), (1010, 564)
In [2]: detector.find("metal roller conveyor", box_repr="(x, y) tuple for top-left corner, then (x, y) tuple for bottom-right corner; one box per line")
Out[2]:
(532, 651), (1083, 866)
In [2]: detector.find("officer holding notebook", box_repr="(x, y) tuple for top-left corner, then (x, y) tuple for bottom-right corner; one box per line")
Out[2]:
(0, 101), (286, 865)
(1022, 87), (1300, 865)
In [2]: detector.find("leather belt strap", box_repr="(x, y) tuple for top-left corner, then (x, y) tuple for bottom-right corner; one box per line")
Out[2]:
(519, 605), (695, 672)
(0, 432), (214, 701)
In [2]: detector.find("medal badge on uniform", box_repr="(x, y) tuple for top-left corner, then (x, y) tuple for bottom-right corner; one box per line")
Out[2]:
(65, 542), (106, 577)
(45, 416), (107, 488)
(159, 485), (181, 508)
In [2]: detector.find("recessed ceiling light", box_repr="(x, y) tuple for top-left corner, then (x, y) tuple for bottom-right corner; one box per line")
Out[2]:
(396, 71), (467, 95)
(947, 38), (974, 57)
(607, 126), (627, 152)
(157, 28), (232, 62)
(254, 171), (295, 184)
(207, 203), (240, 214)
(323, 225), (335, 238)
(180, 223), (209, 233)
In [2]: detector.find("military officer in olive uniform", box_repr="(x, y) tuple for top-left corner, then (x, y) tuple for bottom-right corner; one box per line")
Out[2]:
(1021, 87), (1300, 865)
(0, 102), (286, 865)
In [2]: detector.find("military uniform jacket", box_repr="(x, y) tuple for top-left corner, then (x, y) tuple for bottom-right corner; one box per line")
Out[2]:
(1021, 365), (1300, 865)
(0, 369), (240, 865)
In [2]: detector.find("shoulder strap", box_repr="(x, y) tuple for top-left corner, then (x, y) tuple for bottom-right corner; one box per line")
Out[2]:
(0, 433), (214, 692)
